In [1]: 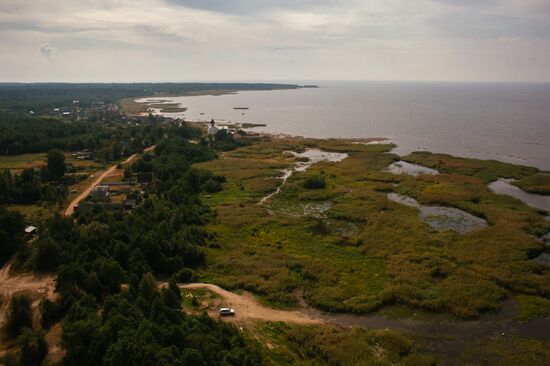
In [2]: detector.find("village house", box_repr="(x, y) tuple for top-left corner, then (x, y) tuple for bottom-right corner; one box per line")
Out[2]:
(91, 185), (110, 201)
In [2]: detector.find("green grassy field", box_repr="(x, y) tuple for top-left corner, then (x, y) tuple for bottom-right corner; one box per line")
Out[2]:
(0, 152), (102, 172)
(0, 153), (46, 170)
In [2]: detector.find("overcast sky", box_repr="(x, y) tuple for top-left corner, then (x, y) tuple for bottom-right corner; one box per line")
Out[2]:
(1, 0), (549, 82)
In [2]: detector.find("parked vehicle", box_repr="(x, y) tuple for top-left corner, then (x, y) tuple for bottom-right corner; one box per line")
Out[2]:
(219, 307), (235, 316)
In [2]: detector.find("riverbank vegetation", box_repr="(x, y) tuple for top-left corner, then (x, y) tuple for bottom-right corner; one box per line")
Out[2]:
(513, 174), (550, 195)
(258, 322), (435, 365)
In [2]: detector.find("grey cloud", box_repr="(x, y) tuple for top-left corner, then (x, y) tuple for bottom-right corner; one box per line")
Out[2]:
(1, 0), (549, 82)
(428, 2), (550, 40)
(431, 0), (500, 7)
(39, 43), (57, 57)
(0, 19), (107, 34)
(427, 0), (550, 40)
(165, 0), (342, 15)
(433, 0), (550, 15)
(133, 24), (191, 43)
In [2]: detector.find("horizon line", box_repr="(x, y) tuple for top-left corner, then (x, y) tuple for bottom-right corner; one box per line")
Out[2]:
(2, 80), (550, 85)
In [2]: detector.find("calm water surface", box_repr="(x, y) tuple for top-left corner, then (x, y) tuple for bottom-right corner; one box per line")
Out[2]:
(143, 82), (550, 170)
(489, 178), (550, 211)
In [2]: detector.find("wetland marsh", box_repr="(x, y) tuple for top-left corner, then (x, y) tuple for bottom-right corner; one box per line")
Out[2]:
(197, 138), (549, 318)
(193, 136), (550, 364)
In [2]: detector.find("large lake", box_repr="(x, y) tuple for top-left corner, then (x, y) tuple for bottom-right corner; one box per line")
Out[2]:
(142, 82), (550, 170)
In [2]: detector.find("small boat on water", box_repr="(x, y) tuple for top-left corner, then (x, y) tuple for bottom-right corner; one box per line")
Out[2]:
(233, 107), (249, 110)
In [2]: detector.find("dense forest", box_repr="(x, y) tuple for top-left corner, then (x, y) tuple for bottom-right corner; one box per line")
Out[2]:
(0, 83), (301, 111)
(0, 113), (162, 156)
(1, 122), (261, 365)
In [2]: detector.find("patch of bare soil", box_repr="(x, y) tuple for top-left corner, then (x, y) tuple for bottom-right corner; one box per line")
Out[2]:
(44, 323), (65, 364)
(0, 260), (57, 357)
(176, 283), (322, 325)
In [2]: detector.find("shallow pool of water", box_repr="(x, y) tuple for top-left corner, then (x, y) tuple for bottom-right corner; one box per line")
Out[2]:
(386, 161), (439, 177)
(352, 140), (391, 145)
(258, 149), (347, 204)
(489, 178), (550, 212)
(290, 149), (348, 172)
(387, 193), (488, 234)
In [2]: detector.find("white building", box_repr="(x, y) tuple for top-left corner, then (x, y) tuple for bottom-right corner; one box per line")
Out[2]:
(207, 119), (219, 136)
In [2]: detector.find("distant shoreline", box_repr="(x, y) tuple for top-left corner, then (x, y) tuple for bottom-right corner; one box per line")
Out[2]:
(122, 84), (316, 115)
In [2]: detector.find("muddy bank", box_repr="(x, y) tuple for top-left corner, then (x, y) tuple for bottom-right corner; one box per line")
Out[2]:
(176, 282), (550, 342)
(304, 306), (550, 340)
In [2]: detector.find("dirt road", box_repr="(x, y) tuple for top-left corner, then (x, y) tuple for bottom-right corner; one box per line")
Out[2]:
(63, 145), (155, 216)
(178, 283), (322, 325)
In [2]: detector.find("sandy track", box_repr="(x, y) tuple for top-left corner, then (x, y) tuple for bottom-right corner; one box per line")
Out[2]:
(0, 261), (56, 302)
(0, 260), (56, 338)
(64, 145), (155, 216)
(178, 283), (322, 325)
(0, 261), (57, 357)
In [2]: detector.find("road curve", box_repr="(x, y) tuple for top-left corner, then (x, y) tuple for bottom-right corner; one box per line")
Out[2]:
(64, 145), (155, 216)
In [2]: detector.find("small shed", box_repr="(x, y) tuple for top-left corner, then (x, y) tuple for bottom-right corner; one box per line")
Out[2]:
(24, 225), (37, 239)
(24, 226), (37, 235)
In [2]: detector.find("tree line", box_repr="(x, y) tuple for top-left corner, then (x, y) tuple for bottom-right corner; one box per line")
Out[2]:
(0, 83), (300, 111)
(0, 150), (69, 205)
(0, 113), (162, 156)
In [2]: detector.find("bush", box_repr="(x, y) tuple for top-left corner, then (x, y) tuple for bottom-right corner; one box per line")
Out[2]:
(18, 328), (48, 366)
(5, 294), (33, 338)
(202, 179), (223, 193)
(0, 207), (25, 265)
(303, 174), (326, 189)
(123, 167), (133, 180)
(40, 299), (63, 329)
(47, 149), (66, 180)
(32, 238), (60, 272)
(174, 268), (195, 283)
